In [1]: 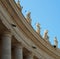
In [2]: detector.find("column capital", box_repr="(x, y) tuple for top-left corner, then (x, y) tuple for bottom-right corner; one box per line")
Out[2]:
(26, 52), (34, 59)
(25, 51), (34, 57)
(14, 42), (23, 49)
(2, 30), (12, 37)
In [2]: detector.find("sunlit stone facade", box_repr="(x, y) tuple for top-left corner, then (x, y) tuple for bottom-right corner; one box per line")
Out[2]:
(0, 0), (60, 59)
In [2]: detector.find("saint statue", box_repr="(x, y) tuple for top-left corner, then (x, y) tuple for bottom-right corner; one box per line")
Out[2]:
(54, 37), (58, 48)
(36, 23), (40, 34)
(43, 30), (49, 41)
(26, 12), (32, 24)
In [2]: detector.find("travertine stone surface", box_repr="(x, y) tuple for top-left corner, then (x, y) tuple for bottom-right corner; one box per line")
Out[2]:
(1, 31), (12, 59)
(14, 45), (23, 59)
(26, 54), (33, 59)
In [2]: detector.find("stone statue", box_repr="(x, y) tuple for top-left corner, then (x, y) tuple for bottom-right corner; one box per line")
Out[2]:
(43, 30), (49, 41)
(26, 12), (32, 24)
(26, 12), (31, 18)
(17, 0), (20, 7)
(54, 37), (58, 48)
(36, 23), (40, 34)
(17, 0), (22, 11)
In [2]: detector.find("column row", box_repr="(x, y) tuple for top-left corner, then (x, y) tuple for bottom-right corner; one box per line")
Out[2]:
(1, 30), (37, 59)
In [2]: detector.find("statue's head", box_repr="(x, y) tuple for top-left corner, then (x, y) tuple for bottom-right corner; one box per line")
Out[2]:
(36, 23), (40, 28)
(26, 12), (31, 18)
(44, 30), (48, 34)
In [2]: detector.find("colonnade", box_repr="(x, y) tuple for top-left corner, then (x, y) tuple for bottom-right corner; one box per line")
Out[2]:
(0, 30), (38, 59)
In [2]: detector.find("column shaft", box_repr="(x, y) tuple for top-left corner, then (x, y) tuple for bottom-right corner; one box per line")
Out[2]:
(14, 45), (23, 59)
(26, 54), (33, 59)
(2, 31), (12, 59)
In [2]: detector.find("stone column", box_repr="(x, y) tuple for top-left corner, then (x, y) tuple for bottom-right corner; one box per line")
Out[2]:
(14, 44), (23, 59)
(26, 53), (33, 59)
(1, 30), (12, 59)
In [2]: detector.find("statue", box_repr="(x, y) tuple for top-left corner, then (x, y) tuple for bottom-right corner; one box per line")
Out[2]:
(17, 0), (22, 11)
(54, 37), (58, 48)
(36, 23), (40, 34)
(26, 12), (31, 18)
(26, 12), (32, 24)
(17, 0), (20, 8)
(43, 30), (49, 41)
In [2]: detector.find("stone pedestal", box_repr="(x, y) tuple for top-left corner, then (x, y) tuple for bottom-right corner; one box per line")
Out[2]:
(2, 31), (12, 59)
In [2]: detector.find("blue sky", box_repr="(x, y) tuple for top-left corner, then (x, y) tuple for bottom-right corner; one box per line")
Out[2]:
(15, 0), (60, 48)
